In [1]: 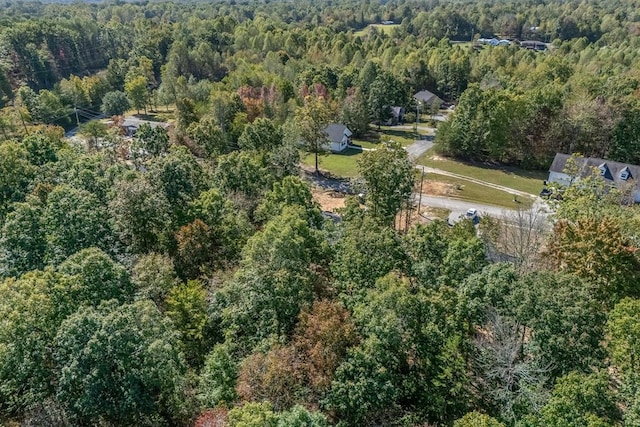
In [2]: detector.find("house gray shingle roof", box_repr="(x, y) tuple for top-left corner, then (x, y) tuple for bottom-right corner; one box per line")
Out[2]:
(413, 90), (442, 105)
(324, 123), (352, 143)
(550, 153), (640, 189)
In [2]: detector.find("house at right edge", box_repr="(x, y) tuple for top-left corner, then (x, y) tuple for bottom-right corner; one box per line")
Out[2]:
(548, 153), (640, 202)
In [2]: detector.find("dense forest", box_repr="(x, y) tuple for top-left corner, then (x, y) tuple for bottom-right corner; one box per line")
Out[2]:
(1, 0), (640, 426)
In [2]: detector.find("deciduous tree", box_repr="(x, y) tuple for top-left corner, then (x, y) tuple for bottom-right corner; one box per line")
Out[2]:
(198, 343), (238, 408)
(57, 247), (133, 305)
(545, 216), (640, 304)
(368, 71), (407, 128)
(124, 74), (149, 115)
(255, 176), (322, 227)
(295, 95), (333, 174)
(109, 176), (171, 254)
(522, 371), (621, 427)
(54, 300), (188, 425)
(166, 280), (212, 367)
(606, 297), (640, 404)
(0, 271), (79, 413)
(187, 117), (228, 158)
(0, 201), (46, 278)
(132, 252), (179, 308)
(101, 90), (131, 116)
(0, 141), (35, 215)
(238, 117), (283, 151)
(130, 123), (170, 160)
(43, 185), (111, 265)
(357, 141), (414, 225)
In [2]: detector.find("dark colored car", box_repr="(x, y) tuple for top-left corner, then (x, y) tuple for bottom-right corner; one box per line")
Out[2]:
(540, 187), (563, 200)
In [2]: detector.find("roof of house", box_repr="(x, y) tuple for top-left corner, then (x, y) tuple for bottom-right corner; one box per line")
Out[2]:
(124, 119), (170, 129)
(550, 153), (640, 188)
(391, 106), (404, 118)
(324, 123), (352, 143)
(414, 90), (442, 105)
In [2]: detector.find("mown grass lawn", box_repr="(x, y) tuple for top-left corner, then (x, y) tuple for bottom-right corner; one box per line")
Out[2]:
(425, 173), (534, 209)
(302, 148), (363, 178)
(417, 148), (547, 196)
(306, 128), (422, 177)
(352, 126), (422, 149)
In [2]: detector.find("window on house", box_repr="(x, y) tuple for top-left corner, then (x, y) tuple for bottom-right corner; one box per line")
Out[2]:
(598, 163), (608, 176)
(620, 167), (631, 180)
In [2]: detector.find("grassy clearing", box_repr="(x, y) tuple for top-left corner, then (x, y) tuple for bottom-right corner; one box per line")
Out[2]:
(351, 139), (380, 150)
(378, 126), (421, 146)
(126, 108), (175, 123)
(417, 148), (547, 195)
(352, 126), (421, 150)
(300, 149), (533, 209)
(426, 173), (534, 209)
(302, 126), (421, 177)
(354, 24), (400, 37)
(302, 148), (362, 177)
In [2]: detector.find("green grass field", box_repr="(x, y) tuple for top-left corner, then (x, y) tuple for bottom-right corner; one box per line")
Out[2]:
(354, 24), (400, 37)
(427, 173), (534, 209)
(352, 126), (421, 149)
(417, 148), (547, 196)
(302, 148), (362, 178)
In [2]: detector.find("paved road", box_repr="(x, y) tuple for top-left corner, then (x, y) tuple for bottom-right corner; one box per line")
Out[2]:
(405, 136), (434, 160)
(418, 195), (551, 224)
(418, 195), (510, 222)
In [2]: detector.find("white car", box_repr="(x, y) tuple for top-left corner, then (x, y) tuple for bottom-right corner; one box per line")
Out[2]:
(465, 208), (480, 224)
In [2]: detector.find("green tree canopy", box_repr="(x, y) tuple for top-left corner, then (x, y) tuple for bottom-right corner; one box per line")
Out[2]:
(57, 247), (133, 305)
(0, 270), (80, 413)
(255, 176), (322, 227)
(523, 371), (621, 427)
(0, 201), (46, 278)
(0, 141), (35, 215)
(54, 300), (188, 425)
(124, 74), (149, 114)
(43, 185), (111, 265)
(109, 176), (171, 254)
(238, 117), (283, 151)
(357, 141), (414, 225)
(131, 123), (170, 160)
(101, 90), (131, 116)
(295, 95), (334, 174)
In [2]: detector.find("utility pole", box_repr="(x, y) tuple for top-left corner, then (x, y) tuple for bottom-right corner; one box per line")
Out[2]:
(74, 104), (80, 127)
(418, 166), (425, 217)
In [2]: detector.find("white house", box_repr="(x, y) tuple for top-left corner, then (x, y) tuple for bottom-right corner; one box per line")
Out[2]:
(323, 123), (352, 153)
(548, 153), (640, 202)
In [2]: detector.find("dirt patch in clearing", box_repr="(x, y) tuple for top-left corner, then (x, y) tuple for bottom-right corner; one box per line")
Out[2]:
(394, 209), (430, 231)
(430, 155), (448, 161)
(423, 180), (458, 197)
(419, 207), (451, 220)
(312, 188), (347, 212)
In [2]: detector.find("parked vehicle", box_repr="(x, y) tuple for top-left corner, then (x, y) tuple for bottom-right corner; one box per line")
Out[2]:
(465, 208), (480, 224)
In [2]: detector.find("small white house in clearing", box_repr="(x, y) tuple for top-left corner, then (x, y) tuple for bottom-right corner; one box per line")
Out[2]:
(323, 123), (352, 153)
(548, 153), (640, 202)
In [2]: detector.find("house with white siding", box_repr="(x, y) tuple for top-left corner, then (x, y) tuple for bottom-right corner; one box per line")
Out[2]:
(548, 153), (640, 202)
